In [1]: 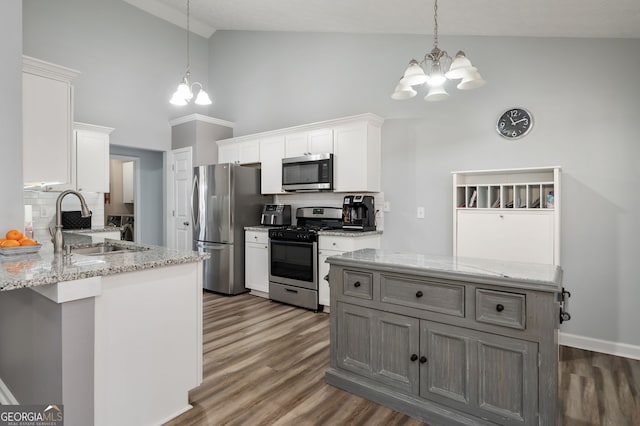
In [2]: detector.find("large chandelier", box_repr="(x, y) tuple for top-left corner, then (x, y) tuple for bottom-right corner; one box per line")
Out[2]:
(391, 0), (485, 102)
(170, 0), (212, 106)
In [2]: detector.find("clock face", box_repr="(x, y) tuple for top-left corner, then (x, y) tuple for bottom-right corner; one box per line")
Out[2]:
(497, 108), (533, 139)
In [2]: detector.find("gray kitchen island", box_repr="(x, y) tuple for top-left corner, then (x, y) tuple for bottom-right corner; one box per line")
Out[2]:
(325, 249), (563, 426)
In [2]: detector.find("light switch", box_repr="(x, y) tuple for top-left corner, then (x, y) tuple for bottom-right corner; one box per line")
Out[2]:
(417, 206), (425, 219)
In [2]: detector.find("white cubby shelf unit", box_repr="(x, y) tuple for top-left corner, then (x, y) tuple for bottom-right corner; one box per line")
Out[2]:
(452, 166), (561, 265)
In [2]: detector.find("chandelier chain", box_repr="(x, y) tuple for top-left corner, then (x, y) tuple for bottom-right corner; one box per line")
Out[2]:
(433, 0), (439, 48)
(186, 0), (191, 73)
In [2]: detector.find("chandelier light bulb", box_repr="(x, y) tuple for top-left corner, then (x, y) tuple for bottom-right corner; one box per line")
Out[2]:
(391, 80), (418, 100)
(195, 89), (212, 105)
(424, 85), (449, 102)
(401, 60), (428, 86)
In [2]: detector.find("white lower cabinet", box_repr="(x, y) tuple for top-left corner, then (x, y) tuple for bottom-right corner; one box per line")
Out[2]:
(245, 230), (269, 294)
(318, 234), (381, 308)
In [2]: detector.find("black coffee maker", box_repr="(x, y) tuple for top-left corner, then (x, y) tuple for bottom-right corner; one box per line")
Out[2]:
(342, 195), (376, 231)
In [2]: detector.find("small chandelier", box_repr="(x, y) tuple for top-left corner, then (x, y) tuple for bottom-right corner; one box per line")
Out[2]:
(170, 0), (212, 106)
(391, 0), (485, 102)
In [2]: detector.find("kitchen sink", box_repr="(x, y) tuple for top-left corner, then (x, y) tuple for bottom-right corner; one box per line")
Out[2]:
(67, 242), (149, 256)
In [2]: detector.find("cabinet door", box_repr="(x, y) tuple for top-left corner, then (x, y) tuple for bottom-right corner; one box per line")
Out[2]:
(239, 140), (260, 164)
(420, 320), (472, 407)
(456, 210), (554, 264)
(122, 161), (134, 203)
(23, 72), (72, 187)
(333, 122), (381, 192)
(335, 303), (375, 379)
(475, 332), (538, 424)
(318, 251), (336, 307)
(308, 128), (333, 154)
(76, 129), (109, 193)
(284, 132), (308, 157)
(374, 311), (420, 394)
(245, 242), (269, 293)
(259, 136), (285, 194)
(218, 144), (240, 164)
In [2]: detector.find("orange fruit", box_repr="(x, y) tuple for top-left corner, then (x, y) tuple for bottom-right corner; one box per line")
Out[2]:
(0, 238), (6, 243)
(6, 229), (23, 241)
(0, 239), (20, 247)
(19, 238), (37, 246)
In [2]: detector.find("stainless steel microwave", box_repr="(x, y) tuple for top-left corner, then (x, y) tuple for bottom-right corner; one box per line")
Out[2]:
(282, 153), (333, 192)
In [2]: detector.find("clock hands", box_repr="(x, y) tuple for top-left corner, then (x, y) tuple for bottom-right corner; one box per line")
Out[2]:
(512, 117), (529, 125)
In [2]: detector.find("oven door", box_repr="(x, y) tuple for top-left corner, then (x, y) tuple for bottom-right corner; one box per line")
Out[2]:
(269, 239), (318, 290)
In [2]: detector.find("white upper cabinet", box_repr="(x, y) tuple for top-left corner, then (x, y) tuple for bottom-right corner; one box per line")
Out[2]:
(23, 56), (80, 188)
(284, 128), (333, 157)
(217, 113), (383, 194)
(218, 139), (260, 165)
(74, 123), (113, 193)
(333, 118), (382, 192)
(259, 136), (286, 194)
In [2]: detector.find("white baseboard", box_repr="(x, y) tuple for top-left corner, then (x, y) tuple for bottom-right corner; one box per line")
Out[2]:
(155, 404), (193, 425)
(0, 376), (18, 405)
(559, 332), (640, 360)
(248, 290), (269, 299)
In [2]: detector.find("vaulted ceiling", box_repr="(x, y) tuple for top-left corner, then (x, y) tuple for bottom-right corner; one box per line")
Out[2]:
(123, 0), (640, 39)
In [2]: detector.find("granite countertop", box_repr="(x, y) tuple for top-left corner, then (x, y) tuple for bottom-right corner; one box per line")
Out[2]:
(244, 226), (274, 232)
(0, 237), (208, 292)
(326, 248), (562, 292)
(64, 226), (122, 234)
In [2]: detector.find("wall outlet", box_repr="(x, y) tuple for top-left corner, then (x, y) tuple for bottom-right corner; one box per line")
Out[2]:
(417, 206), (425, 219)
(383, 202), (391, 212)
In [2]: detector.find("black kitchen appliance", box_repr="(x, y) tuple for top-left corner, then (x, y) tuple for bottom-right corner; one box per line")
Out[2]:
(260, 204), (291, 226)
(342, 195), (376, 231)
(281, 153), (333, 192)
(268, 207), (342, 311)
(61, 210), (92, 229)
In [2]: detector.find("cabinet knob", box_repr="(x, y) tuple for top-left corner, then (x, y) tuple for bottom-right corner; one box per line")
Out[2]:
(332, 242), (336, 246)
(254, 236), (258, 239)
(324, 274), (329, 283)
(78, 188), (82, 191)
(183, 221), (190, 226)
(416, 290), (423, 298)
(353, 281), (361, 288)
(496, 304), (505, 312)
(419, 356), (427, 364)
(410, 354), (418, 362)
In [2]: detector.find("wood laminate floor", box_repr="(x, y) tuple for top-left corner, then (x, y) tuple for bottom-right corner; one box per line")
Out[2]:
(165, 292), (640, 426)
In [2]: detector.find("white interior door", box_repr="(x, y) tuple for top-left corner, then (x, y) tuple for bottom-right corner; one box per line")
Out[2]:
(169, 147), (193, 250)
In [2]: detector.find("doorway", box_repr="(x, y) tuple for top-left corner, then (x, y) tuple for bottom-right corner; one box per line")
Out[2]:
(106, 155), (140, 242)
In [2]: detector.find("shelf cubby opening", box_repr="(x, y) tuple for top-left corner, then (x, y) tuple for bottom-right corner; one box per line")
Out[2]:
(477, 186), (489, 208)
(502, 185), (515, 209)
(515, 185), (527, 208)
(456, 187), (466, 207)
(542, 184), (555, 209)
(467, 186), (478, 208)
(528, 185), (542, 209)
(489, 186), (500, 208)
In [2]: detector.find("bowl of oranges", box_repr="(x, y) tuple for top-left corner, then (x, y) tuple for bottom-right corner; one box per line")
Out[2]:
(0, 229), (41, 255)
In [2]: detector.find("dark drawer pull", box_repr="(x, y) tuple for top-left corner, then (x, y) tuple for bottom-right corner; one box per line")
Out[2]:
(285, 289), (298, 294)
(496, 304), (505, 312)
(353, 281), (361, 288)
(416, 291), (423, 298)
(410, 354), (418, 362)
(419, 356), (427, 364)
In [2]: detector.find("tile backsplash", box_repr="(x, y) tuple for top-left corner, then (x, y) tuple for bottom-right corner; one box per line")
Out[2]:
(23, 190), (105, 242)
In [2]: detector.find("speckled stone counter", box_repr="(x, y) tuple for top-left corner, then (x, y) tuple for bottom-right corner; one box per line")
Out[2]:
(244, 226), (272, 232)
(0, 238), (208, 292)
(327, 248), (561, 291)
(317, 229), (382, 237)
(64, 226), (122, 234)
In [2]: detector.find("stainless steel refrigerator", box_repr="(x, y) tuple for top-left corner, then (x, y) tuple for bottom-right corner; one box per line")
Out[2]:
(192, 164), (269, 294)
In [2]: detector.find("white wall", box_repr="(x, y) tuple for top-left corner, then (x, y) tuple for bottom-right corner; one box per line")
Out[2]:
(207, 31), (640, 352)
(0, 1), (24, 230)
(23, 0), (211, 152)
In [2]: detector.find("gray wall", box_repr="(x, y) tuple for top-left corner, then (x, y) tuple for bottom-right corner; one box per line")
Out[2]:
(110, 145), (164, 246)
(23, 0), (211, 152)
(0, 1), (24, 229)
(207, 31), (640, 348)
(171, 119), (233, 165)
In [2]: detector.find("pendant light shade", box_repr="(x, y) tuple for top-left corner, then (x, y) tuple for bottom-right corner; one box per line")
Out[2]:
(391, 0), (485, 102)
(170, 0), (213, 106)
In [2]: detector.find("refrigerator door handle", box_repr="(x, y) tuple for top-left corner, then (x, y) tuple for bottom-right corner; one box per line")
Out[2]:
(191, 173), (199, 230)
(196, 241), (228, 250)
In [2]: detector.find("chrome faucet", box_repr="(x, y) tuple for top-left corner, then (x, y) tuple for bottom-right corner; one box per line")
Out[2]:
(51, 190), (92, 254)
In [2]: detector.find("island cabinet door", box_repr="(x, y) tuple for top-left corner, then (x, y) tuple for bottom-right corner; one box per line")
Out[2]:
(373, 311), (420, 395)
(336, 302), (375, 379)
(475, 333), (538, 425)
(420, 320), (473, 409)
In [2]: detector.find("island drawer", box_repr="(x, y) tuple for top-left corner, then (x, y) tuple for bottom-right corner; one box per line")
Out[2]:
(475, 289), (526, 330)
(380, 275), (465, 317)
(343, 270), (373, 300)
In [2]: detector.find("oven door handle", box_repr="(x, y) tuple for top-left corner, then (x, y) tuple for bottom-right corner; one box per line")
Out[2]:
(269, 239), (315, 246)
